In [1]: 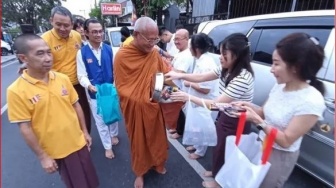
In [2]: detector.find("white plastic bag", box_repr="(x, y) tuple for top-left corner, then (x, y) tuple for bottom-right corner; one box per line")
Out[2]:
(182, 95), (217, 146)
(215, 113), (277, 188)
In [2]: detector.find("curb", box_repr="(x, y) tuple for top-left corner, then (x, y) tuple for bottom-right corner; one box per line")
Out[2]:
(1, 56), (17, 64)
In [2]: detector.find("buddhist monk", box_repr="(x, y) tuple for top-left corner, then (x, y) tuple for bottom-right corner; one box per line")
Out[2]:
(114, 17), (172, 188)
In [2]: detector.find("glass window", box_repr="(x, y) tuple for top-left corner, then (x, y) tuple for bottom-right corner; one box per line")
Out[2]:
(253, 28), (332, 65)
(109, 29), (134, 47)
(207, 21), (256, 54)
(110, 31), (122, 47)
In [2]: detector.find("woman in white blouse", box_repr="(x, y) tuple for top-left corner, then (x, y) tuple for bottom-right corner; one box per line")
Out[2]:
(233, 33), (326, 187)
(166, 33), (254, 188)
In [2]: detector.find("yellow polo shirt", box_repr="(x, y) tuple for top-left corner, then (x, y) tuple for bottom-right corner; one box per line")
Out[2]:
(42, 29), (82, 85)
(121, 36), (134, 47)
(7, 71), (86, 159)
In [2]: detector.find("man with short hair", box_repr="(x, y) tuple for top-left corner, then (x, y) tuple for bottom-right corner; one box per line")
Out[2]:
(77, 18), (119, 159)
(159, 26), (179, 57)
(7, 34), (99, 188)
(114, 17), (174, 188)
(120, 26), (133, 47)
(41, 6), (92, 134)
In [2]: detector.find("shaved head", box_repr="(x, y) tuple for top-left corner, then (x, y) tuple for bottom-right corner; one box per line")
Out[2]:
(175, 29), (189, 39)
(133, 17), (159, 53)
(14, 34), (44, 54)
(134, 17), (157, 33)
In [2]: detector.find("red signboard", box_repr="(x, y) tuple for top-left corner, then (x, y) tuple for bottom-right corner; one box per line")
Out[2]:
(101, 3), (122, 15)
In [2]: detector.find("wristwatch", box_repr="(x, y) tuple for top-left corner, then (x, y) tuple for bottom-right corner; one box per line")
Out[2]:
(256, 121), (267, 130)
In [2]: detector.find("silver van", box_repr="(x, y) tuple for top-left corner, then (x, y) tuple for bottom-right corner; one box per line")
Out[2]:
(198, 10), (335, 187)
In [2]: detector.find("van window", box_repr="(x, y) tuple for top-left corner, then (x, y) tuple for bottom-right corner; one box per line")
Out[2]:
(252, 28), (332, 65)
(207, 21), (256, 53)
(110, 31), (122, 47)
(109, 29), (134, 47)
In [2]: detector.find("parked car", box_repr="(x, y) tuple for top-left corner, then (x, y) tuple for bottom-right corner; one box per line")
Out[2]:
(1, 39), (13, 56)
(198, 10), (335, 187)
(104, 26), (134, 57)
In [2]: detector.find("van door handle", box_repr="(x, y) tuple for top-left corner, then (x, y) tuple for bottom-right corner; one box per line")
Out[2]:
(324, 98), (335, 114)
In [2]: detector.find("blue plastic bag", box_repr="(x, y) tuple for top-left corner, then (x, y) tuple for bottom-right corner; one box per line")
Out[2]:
(96, 83), (122, 125)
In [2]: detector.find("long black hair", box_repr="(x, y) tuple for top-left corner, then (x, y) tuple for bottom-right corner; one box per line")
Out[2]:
(220, 33), (254, 87)
(276, 32), (325, 95)
(190, 33), (214, 55)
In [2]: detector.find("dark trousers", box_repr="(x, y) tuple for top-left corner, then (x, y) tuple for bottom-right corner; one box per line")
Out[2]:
(73, 84), (92, 134)
(176, 109), (185, 135)
(56, 146), (99, 188)
(212, 112), (251, 177)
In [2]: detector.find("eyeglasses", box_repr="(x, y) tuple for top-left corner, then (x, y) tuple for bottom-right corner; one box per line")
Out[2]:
(173, 37), (187, 42)
(90, 30), (104, 35)
(139, 33), (160, 45)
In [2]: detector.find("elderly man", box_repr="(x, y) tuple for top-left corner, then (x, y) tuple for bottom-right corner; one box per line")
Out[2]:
(114, 17), (174, 188)
(41, 6), (92, 134)
(161, 29), (194, 136)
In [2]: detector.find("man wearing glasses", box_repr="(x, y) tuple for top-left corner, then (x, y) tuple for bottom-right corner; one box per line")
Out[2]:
(41, 6), (92, 134)
(114, 17), (175, 188)
(76, 18), (120, 160)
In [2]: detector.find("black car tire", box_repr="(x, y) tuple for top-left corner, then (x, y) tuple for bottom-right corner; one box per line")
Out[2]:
(1, 48), (9, 56)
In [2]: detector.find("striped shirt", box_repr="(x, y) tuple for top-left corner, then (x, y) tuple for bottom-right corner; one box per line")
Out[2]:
(213, 67), (254, 102)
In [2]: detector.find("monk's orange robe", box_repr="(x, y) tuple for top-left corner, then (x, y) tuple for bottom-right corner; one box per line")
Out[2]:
(114, 44), (169, 176)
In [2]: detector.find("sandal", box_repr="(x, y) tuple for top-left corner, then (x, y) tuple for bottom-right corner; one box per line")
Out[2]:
(202, 180), (221, 188)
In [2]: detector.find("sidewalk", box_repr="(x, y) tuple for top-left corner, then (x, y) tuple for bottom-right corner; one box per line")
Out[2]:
(1, 55), (17, 64)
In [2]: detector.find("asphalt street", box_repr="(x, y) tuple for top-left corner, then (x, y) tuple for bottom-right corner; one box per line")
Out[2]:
(1, 57), (328, 188)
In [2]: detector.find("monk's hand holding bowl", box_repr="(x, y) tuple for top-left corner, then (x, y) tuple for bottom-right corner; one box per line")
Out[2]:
(170, 90), (188, 102)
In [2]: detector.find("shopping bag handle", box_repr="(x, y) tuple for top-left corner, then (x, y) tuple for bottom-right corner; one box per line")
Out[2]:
(187, 83), (192, 102)
(201, 98), (209, 109)
(261, 128), (278, 164)
(235, 112), (246, 145)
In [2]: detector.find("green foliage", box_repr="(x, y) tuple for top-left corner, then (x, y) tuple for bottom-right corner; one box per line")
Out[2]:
(2, 0), (62, 30)
(89, 7), (102, 20)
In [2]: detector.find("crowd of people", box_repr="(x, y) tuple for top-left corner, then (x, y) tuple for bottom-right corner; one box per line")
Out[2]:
(6, 5), (326, 188)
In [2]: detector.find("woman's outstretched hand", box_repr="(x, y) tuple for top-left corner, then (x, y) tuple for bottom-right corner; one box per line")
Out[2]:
(165, 71), (182, 81)
(231, 102), (263, 124)
(170, 90), (189, 102)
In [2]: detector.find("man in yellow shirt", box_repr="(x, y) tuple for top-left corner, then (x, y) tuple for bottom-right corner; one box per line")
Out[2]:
(7, 34), (99, 188)
(41, 6), (92, 134)
(120, 26), (134, 47)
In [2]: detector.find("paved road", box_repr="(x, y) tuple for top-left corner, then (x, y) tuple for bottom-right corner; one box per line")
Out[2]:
(1, 58), (329, 188)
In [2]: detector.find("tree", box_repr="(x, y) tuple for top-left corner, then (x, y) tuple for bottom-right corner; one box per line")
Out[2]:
(2, 0), (62, 31)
